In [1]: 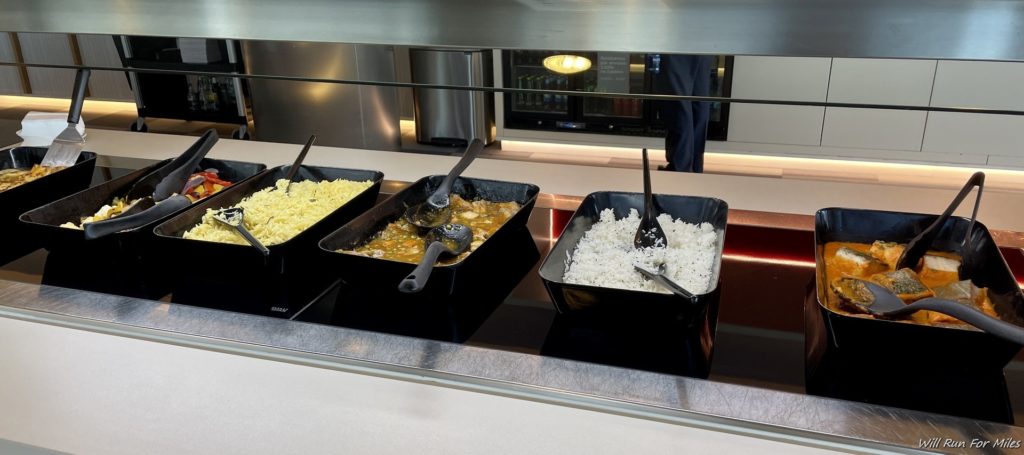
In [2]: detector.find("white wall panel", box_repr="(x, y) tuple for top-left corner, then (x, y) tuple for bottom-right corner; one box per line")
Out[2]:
(730, 56), (831, 102)
(922, 112), (1024, 156)
(821, 107), (926, 151)
(931, 61), (1024, 111)
(728, 104), (824, 146)
(827, 58), (935, 106)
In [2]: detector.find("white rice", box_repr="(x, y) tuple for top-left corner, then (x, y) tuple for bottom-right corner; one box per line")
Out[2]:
(562, 208), (719, 294)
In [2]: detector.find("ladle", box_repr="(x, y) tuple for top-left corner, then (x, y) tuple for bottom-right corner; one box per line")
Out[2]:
(403, 139), (484, 229)
(634, 148), (667, 249)
(856, 279), (1024, 345)
(398, 223), (473, 293)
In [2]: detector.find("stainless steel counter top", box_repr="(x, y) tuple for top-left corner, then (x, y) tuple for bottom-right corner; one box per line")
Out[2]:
(1, 278), (1020, 454)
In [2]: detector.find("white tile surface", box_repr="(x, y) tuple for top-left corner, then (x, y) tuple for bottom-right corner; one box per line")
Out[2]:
(922, 112), (1024, 156)
(731, 56), (831, 102)
(827, 58), (936, 106)
(821, 107), (926, 151)
(932, 61), (1024, 111)
(728, 104), (824, 146)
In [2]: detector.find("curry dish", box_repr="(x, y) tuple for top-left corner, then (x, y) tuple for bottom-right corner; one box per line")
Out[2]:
(0, 165), (64, 192)
(348, 194), (519, 264)
(823, 241), (998, 327)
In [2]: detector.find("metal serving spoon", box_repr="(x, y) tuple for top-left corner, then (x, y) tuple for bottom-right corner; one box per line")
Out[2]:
(212, 207), (270, 257)
(634, 263), (698, 303)
(634, 148), (668, 249)
(404, 139), (484, 229)
(855, 279), (1024, 345)
(398, 223), (473, 293)
(283, 134), (316, 194)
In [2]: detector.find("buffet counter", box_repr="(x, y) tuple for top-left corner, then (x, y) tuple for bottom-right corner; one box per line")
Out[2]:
(80, 130), (1024, 248)
(2, 278), (1021, 454)
(3, 131), (1024, 453)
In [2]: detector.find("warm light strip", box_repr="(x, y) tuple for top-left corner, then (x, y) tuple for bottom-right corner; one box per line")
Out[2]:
(722, 252), (816, 268)
(500, 139), (1024, 192)
(0, 95), (136, 113)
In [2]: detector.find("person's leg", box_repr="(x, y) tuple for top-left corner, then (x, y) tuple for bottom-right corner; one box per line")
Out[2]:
(659, 55), (700, 172)
(690, 56), (715, 173)
(658, 100), (683, 171)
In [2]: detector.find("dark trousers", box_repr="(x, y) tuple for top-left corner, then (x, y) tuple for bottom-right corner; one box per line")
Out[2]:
(655, 55), (714, 173)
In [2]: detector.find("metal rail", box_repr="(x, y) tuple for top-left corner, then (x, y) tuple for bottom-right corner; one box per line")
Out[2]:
(2, 60), (1024, 116)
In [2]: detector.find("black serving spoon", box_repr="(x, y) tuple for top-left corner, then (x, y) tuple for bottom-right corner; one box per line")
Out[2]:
(634, 148), (668, 249)
(398, 223), (473, 293)
(855, 280), (1024, 345)
(404, 139), (485, 229)
(895, 171), (984, 272)
(634, 263), (698, 303)
(283, 134), (316, 194)
(83, 130), (218, 240)
(212, 207), (270, 257)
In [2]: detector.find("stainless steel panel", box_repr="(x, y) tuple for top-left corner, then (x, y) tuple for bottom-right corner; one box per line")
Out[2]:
(241, 41), (400, 150)
(75, 34), (133, 101)
(16, 32), (74, 98)
(2, 0), (1024, 61)
(0, 33), (22, 94)
(411, 48), (494, 146)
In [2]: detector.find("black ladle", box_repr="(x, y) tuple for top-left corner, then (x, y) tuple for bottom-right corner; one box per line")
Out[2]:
(398, 223), (473, 293)
(895, 171), (984, 272)
(856, 280), (1024, 345)
(634, 263), (698, 303)
(634, 148), (667, 249)
(404, 139), (485, 229)
(283, 134), (316, 194)
(212, 207), (270, 257)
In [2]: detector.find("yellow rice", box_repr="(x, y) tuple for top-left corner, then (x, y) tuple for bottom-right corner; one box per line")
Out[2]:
(183, 178), (372, 246)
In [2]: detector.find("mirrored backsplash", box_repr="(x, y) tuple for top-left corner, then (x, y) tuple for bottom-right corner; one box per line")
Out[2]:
(1, 32), (1022, 171)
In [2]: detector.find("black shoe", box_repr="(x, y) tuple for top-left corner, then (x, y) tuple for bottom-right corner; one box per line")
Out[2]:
(657, 164), (677, 171)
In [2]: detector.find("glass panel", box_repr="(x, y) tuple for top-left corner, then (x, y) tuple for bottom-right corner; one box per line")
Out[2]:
(581, 52), (645, 119)
(508, 50), (569, 115)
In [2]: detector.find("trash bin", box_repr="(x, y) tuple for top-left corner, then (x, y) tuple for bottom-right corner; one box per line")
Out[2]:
(410, 48), (495, 147)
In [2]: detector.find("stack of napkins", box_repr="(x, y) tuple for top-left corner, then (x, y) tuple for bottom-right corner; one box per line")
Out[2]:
(17, 111), (86, 147)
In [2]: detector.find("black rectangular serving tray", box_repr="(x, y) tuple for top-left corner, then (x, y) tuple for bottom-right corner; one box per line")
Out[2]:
(19, 158), (265, 299)
(0, 146), (96, 265)
(153, 164), (384, 317)
(317, 175), (540, 342)
(806, 207), (1024, 422)
(537, 191), (729, 377)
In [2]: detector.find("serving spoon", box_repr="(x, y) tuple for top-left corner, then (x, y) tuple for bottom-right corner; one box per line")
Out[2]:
(398, 223), (473, 293)
(212, 207), (270, 257)
(404, 139), (485, 229)
(855, 279), (1024, 345)
(634, 263), (698, 303)
(283, 134), (316, 194)
(634, 148), (668, 249)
